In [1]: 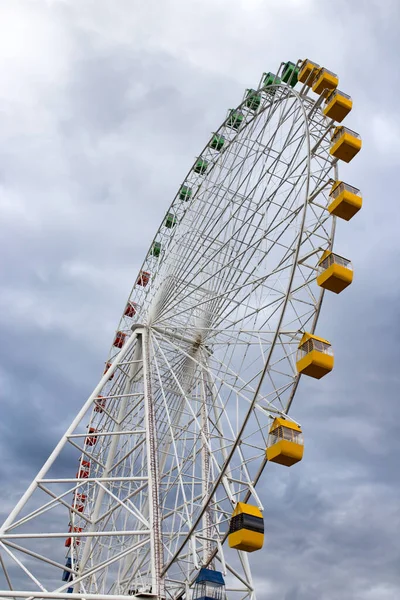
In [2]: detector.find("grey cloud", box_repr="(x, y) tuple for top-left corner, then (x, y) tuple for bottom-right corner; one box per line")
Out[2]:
(0, 0), (399, 598)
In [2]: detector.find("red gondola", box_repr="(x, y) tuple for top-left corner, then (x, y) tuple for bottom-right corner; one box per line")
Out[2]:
(124, 301), (137, 318)
(103, 362), (114, 380)
(136, 271), (150, 287)
(76, 460), (90, 479)
(72, 493), (87, 513)
(65, 526), (82, 547)
(85, 428), (98, 447)
(94, 396), (106, 413)
(113, 331), (127, 349)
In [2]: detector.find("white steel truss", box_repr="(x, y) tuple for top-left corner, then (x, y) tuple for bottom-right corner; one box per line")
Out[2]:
(0, 61), (341, 600)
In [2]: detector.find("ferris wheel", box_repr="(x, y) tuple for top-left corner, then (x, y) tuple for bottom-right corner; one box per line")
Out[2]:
(0, 59), (362, 600)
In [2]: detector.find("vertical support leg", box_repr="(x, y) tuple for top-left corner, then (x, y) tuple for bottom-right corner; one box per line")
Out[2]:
(200, 362), (212, 565)
(142, 328), (164, 598)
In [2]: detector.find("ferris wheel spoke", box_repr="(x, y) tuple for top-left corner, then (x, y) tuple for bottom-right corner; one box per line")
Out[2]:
(156, 147), (308, 327)
(152, 337), (235, 476)
(159, 97), (306, 304)
(151, 342), (198, 531)
(152, 328), (260, 417)
(154, 201), (303, 330)
(169, 125), (306, 303)
(150, 328), (282, 494)
(151, 330), (262, 504)
(155, 322), (292, 420)
(167, 109), (273, 283)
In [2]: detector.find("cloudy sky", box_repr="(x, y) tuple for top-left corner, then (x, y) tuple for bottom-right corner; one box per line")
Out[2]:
(0, 0), (399, 598)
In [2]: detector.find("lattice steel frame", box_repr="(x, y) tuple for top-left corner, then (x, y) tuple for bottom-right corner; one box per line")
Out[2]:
(0, 61), (342, 600)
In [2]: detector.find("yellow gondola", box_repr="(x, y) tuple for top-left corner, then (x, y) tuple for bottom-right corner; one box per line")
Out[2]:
(228, 502), (264, 552)
(296, 333), (334, 379)
(323, 89), (352, 122)
(266, 418), (304, 467)
(317, 251), (353, 294)
(312, 67), (338, 95)
(328, 180), (362, 221)
(330, 126), (362, 163)
(298, 59), (320, 86)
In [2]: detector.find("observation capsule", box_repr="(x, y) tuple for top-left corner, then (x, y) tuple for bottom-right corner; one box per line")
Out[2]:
(150, 241), (162, 257)
(113, 331), (127, 349)
(317, 251), (353, 294)
(179, 185), (192, 201)
(65, 526), (82, 547)
(263, 72), (281, 93)
(209, 134), (225, 151)
(328, 181), (362, 221)
(76, 459), (90, 479)
(103, 362), (114, 380)
(72, 493), (87, 513)
(282, 61), (299, 87)
(62, 558), (73, 582)
(192, 568), (225, 600)
(330, 126), (362, 163)
(165, 213), (177, 228)
(94, 395), (106, 413)
(266, 417), (304, 466)
(124, 301), (137, 318)
(312, 67), (338, 95)
(72, 492), (87, 512)
(323, 89), (352, 122)
(296, 333), (334, 379)
(194, 158), (209, 174)
(226, 110), (244, 130)
(228, 502), (264, 552)
(245, 89), (261, 110)
(298, 58), (320, 86)
(136, 271), (150, 287)
(85, 427), (98, 447)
